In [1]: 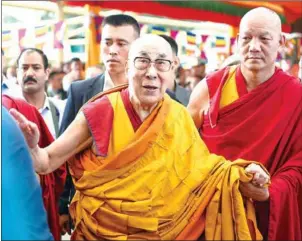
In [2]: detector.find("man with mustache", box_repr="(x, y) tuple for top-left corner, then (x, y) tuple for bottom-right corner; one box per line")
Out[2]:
(10, 34), (270, 240)
(188, 7), (302, 240)
(58, 14), (141, 235)
(16, 48), (66, 139)
(7, 47), (68, 241)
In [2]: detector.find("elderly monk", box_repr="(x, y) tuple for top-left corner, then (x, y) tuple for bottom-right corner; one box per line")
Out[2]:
(188, 7), (302, 241)
(11, 34), (269, 240)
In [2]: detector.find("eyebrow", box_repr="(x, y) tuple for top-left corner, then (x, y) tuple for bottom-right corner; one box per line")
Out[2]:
(137, 51), (168, 59)
(138, 51), (150, 58)
(103, 38), (129, 43)
(242, 31), (272, 36)
(21, 64), (42, 67)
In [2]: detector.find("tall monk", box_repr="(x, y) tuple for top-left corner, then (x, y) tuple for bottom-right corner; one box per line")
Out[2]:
(2, 95), (66, 241)
(10, 34), (270, 240)
(188, 7), (302, 240)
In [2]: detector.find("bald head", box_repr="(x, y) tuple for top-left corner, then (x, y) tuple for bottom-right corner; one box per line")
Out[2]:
(240, 7), (282, 35)
(128, 34), (173, 61)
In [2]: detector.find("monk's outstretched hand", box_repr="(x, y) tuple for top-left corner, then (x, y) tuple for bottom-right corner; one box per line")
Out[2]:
(10, 108), (40, 149)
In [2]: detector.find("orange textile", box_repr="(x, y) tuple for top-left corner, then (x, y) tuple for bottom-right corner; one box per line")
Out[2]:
(68, 85), (267, 240)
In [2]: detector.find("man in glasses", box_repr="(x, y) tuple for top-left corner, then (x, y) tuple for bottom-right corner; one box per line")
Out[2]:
(10, 34), (270, 240)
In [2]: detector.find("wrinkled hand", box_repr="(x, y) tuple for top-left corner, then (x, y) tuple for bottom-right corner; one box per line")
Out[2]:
(245, 163), (270, 187)
(59, 214), (71, 235)
(240, 163), (270, 201)
(240, 182), (269, 201)
(9, 109), (40, 149)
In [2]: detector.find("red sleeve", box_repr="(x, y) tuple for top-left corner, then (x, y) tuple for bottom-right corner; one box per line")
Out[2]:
(82, 95), (114, 157)
(255, 106), (302, 241)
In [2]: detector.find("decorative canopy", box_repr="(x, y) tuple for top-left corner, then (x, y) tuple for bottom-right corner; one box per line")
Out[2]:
(64, 1), (302, 32)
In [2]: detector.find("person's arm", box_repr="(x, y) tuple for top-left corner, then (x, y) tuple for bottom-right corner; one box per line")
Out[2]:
(187, 78), (209, 128)
(2, 107), (53, 240)
(10, 109), (90, 174)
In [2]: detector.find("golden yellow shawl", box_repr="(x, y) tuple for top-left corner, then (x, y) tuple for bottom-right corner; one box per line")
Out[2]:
(68, 85), (266, 240)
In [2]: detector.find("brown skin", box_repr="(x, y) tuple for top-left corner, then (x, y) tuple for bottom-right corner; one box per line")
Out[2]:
(17, 51), (50, 109)
(49, 73), (65, 91)
(101, 24), (139, 86)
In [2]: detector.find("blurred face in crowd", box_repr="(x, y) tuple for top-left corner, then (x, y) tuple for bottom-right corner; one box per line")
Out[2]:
(237, 7), (284, 74)
(70, 60), (83, 72)
(17, 50), (49, 94)
(101, 24), (138, 75)
(191, 63), (206, 80)
(6, 66), (17, 79)
(49, 72), (65, 91)
(127, 35), (174, 110)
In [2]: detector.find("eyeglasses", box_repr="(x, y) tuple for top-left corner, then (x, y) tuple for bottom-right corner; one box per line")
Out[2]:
(133, 57), (172, 72)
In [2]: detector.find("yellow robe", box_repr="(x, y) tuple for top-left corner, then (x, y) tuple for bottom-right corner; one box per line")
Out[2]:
(68, 85), (267, 240)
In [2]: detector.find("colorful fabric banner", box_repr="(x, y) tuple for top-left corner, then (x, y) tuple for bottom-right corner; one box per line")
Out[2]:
(151, 26), (167, 35)
(215, 36), (226, 47)
(18, 28), (27, 51)
(187, 31), (196, 45)
(94, 16), (103, 42)
(186, 48), (196, 56)
(230, 37), (237, 54)
(35, 25), (50, 38)
(54, 21), (64, 49)
(2, 30), (12, 42)
(170, 29), (179, 39)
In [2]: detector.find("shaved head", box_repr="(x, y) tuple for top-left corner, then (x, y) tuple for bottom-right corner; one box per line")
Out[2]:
(240, 7), (282, 35)
(237, 7), (285, 83)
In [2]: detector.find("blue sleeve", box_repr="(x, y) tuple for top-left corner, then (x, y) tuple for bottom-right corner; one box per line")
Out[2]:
(1, 107), (53, 240)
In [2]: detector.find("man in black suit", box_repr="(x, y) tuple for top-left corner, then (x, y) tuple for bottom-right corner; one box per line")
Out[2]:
(58, 14), (141, 235)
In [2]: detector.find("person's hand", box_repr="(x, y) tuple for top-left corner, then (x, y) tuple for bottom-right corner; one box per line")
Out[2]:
(240, 182), (269, 201)
(59, 214), (71, 235)
(245, 163), (270, 187)
(9, 109), (40, 149)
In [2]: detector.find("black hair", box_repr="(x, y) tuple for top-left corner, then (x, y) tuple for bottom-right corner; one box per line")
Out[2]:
(70, 57), (81, 64)
(48, 71), (65, 80)
(16, 48), (49, 70)
(102, 14), (140, 37)
(159, 34), (178, 56)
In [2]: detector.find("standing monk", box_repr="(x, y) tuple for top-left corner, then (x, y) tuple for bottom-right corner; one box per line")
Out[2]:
(11, 34), (270, 240)
(188, 7), (302, 240)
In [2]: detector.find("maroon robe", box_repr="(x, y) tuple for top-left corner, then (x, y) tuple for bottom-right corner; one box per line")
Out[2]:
(2, 95), (67, 241)
(82, 88), (142, 157)
(200, 66), (302, 240)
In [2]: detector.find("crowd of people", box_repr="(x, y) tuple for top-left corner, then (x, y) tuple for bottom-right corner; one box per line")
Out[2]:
(2, 6), (301, 241)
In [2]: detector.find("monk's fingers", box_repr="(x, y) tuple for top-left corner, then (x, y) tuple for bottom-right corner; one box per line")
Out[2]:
(10, 108), (29, 125)
(245, 163), (259, 173)
(246, 164), (270, 186)
(10, 108), (37, 134)
(252, 172), (270, 186)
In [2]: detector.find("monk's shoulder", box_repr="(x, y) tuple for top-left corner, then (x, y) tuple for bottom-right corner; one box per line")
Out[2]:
(83, 95), (112, 114)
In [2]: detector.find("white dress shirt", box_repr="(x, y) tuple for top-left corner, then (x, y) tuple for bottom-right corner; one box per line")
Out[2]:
(103, 71), (115, 91)
(39, 95), (66, 139)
